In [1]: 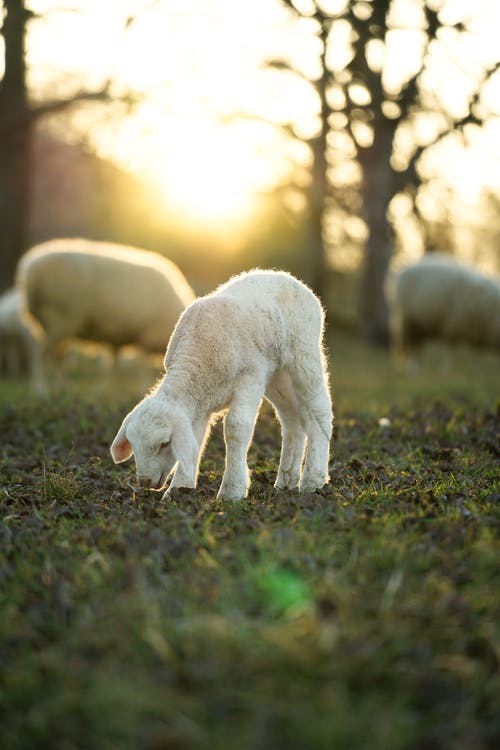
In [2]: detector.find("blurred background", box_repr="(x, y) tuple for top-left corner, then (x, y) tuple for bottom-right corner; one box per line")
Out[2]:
(1, 0), (499, 346)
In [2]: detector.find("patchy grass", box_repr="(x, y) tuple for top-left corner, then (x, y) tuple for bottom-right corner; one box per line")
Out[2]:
(0, 334), (499, 750)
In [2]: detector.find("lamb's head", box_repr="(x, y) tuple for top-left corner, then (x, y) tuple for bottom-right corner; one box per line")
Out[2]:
(110, 394), (198, 491)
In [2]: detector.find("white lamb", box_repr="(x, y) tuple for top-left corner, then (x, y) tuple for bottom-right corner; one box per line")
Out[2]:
(110, 270), (333, 501)
(16, 238), (195, 383)
(0, 288), (42, 378)
(386, 253), (500, 359)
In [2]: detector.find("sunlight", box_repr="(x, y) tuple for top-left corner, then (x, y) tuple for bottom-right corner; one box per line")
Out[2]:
(94, 104), (294, 237)
(151, 121), (273, 232)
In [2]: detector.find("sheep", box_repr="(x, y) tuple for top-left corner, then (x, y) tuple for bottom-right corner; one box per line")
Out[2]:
(16, 238), (195, 384)
(0, 287), (42, 379)
(386, 253), (500, 360)
(110, 269), (333, 501)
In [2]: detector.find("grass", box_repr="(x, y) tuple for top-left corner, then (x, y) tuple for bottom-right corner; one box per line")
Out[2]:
(0, 332), (499, 750)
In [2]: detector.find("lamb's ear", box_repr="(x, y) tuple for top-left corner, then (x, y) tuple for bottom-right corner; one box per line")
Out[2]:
(171, 417), (199, 485)
(110, 419), (133, 463)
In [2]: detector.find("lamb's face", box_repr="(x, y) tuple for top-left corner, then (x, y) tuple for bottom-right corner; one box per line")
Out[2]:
(128, 411), (177, 490)
(111, 397), (177, 491)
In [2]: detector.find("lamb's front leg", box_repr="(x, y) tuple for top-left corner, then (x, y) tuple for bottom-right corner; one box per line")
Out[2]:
(163, 416), (209, 497)
(218, 388), (263, 501)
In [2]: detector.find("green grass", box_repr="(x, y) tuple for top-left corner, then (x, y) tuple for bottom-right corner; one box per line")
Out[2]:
(0, 334), (499, 750)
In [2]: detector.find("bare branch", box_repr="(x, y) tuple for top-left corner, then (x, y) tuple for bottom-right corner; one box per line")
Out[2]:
(262, 57), (314, 86)
(279, 0), (304, 16)
(0, 80), (142, 139)
(29, 81), (114, 120)
(217, 108), (302, 142)
(121, 0), (163, 34)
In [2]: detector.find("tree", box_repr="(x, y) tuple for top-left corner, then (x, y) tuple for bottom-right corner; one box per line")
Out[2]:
(0, 0), (32, 293)
(0, 0), (126, 294)
(272, 0), (499, 344)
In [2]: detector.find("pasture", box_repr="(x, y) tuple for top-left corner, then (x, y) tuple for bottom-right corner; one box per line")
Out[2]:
(1, 332), (499, 750)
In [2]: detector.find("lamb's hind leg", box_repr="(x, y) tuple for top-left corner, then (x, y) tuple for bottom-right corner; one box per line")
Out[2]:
(266, 371), (306, 491)
(293, 362), (332, 493)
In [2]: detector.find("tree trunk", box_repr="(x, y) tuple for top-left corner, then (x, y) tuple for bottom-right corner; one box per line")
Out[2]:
(304, 18), (330, 300)
(358, 122), (396, 346)
(307, 129), (328, 297)
(0, 0), (32, 294)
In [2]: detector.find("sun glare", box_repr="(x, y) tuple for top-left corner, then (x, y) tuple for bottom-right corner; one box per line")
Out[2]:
(102, 108), (290, 237)
(154, 124), (265, 232)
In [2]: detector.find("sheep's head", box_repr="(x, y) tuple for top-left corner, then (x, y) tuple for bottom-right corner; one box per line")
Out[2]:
(110, 394), (198, 491)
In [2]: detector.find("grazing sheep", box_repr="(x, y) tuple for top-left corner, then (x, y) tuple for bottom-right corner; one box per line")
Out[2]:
(16, 238), (195, 384)
(110, 270), (333, 501)
(386, 253), (500, 359)
(0, 288), (42, 379)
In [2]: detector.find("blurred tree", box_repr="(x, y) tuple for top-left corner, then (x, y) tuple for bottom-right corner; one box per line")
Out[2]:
(274, 0), (499, 345)
(0, 0), (32, 293)
(0, 0), (124, 294)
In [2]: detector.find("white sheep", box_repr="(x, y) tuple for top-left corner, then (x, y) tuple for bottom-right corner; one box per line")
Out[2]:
(16, 238), (195, 383)
(0, 287), (42, 378)
(110, 269), (333, 501)
(386, 253), (500, 359)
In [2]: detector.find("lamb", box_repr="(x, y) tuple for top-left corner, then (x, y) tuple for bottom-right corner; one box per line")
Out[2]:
(16, 238), (195, 383)
(110, 269), (333, 501)
(386, 253), (500, 359)
(0, 288), (42, 378)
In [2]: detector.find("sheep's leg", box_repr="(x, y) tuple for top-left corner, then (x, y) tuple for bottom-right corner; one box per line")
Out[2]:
(168, 417), (210, 491)
(218, 383), (264, 501)
(299, 386), (332, 492)
(266, 371), (306, 490)
(38, 340), (64, 394)
(29, 336), (47, 394)
(293, 365), (332, 493)
(168, 463), (196, 491)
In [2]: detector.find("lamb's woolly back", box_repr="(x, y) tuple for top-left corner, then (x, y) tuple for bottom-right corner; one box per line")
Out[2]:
(215, 269), (325, 324)
(164, 268), (327, 386)
(217, 267), (321, 302)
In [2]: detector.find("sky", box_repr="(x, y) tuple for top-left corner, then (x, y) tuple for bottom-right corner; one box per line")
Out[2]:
(14, 0), (500, 254)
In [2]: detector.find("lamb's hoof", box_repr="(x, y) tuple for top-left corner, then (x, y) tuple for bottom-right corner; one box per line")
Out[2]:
(274, 481), (299, 492)
(299, 479), (326, 494)
(273, 483), (299, 497)
(162, 486), (194, 500)
(217, 487), (246, 502)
